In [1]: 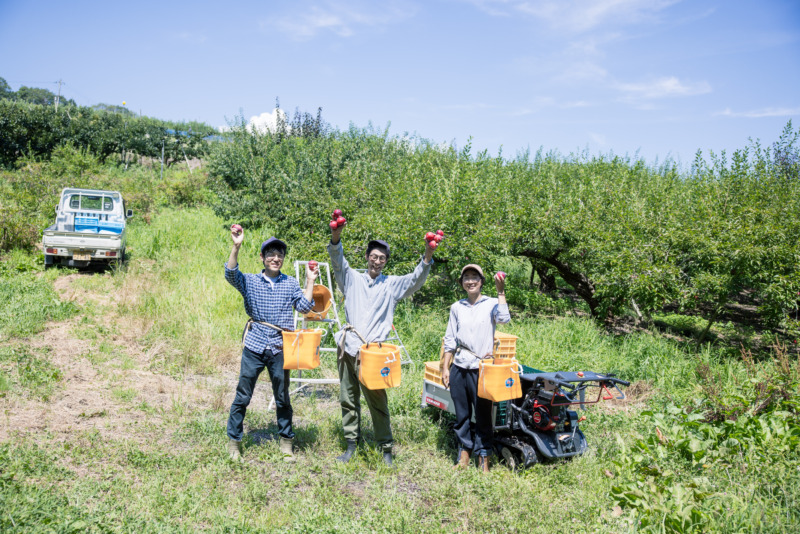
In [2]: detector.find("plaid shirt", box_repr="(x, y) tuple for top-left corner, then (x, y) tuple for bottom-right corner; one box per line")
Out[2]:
(225, 264), (314, 354)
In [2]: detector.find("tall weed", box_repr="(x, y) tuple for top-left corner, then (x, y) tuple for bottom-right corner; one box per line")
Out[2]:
(0, 263), (75, 339)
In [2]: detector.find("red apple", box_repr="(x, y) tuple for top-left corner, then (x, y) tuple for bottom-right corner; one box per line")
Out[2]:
(496, 271), (506, 281)
(231, 224), (242, 235)
(333, 209), (343, 218)
(308, 260), (318, 270)
(425, 231), (436, 241)
(436, 229), (444, 236)
(337, 217), (346, 227)
(434, 234), (443, 243)
(329, 221), (338, 230)
(428, 240), (438, 249)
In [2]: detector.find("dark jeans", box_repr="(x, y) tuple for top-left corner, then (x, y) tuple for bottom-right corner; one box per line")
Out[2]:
(450, 365), (493, 456)
(227, 346), (294, 441)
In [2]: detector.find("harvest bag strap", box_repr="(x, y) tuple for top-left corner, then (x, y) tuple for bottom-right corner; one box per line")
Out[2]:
(336, 324), (368, 362)
(456, 345), (493, 361)
(241, 318), (287, 347)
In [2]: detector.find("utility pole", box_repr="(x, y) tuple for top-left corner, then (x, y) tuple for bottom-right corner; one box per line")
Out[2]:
(54, 79), (63, 112)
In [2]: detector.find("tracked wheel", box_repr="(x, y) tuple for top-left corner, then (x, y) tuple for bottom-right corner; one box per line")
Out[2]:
(500, 446), (519, 470)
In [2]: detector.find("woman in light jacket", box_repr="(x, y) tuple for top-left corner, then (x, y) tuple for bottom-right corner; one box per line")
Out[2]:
(441, 264), (509, 473)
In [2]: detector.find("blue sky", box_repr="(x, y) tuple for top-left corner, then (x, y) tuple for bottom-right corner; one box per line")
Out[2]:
(1, 0), (798, 164)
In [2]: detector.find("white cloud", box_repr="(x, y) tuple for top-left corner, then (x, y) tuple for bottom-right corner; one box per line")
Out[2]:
(441, 102), (494, 112)
(508, 97), (592, 116)
(716, 107), (800, 119)
(589, 131), (609, 147)
(269, 1), (417, 40)
(176, 31), (207, 44)
(616, 76), (711, 99)
(247, 108), (288, 133)
(462, 0), (681, 32)
(554, 60), (609, 83)
(563, 100), (591, 108)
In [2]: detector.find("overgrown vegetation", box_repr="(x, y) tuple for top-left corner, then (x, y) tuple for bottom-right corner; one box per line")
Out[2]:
(610, 343), (800, 531)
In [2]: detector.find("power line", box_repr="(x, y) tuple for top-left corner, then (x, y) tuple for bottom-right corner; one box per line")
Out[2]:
(4, 80), (62, 86)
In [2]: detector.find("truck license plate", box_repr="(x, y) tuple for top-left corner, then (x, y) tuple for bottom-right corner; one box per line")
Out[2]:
(73, 253), (92, 261)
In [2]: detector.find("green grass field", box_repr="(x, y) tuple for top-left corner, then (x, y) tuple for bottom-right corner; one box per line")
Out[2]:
(1, 207), (798, 533)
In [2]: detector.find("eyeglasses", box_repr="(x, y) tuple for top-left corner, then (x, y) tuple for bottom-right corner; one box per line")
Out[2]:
(264, 253), (285, 260)
(368, 254), (387, 263)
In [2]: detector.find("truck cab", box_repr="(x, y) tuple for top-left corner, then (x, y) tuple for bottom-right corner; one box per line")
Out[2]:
(42, 188), (133, 268)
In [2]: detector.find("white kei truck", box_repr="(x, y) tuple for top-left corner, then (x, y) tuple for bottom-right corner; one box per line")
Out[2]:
(42, 188), (133, 268)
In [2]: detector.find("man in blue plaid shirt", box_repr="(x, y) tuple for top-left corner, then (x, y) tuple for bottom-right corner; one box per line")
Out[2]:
(224, 226), (318, 463)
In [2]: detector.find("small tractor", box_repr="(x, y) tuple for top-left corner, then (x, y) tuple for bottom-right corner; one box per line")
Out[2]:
(422, 361), (630, 469)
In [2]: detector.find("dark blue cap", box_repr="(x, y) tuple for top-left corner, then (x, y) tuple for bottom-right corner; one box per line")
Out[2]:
(366, 239), (390, 258)
(261, 237), (287, 256)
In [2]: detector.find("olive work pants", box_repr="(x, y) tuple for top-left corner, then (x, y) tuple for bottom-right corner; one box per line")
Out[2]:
(338, 351), (393, 453)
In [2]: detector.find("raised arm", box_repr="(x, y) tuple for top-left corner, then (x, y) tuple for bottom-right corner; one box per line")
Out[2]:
(393, 239), (436, 300)
(227, 224), (243, 269)
(225, 224), (247, 295)
(492, 272), (511, 324)
(326, 220), (351, 291)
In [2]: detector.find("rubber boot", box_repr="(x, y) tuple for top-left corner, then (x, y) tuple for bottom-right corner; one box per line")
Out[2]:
(453, 449), (472, 469)
(479, 455), (490, 474)
(280, 437), (295, 463)
(228, 439), (244, 463)
(336, 440), (357, 463)
(382, 450), (393, 467)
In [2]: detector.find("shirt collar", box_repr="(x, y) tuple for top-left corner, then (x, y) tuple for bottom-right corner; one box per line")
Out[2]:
(459, 295), (489, 307)
(261, 270), (283, 282)
(363, 271), (386, 287)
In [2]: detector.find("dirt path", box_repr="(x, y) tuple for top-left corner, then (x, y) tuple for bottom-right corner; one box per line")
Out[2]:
(0, 273), (268, 443)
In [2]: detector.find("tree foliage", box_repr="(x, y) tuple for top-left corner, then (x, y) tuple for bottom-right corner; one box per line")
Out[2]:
(0, 99), (217, 168)
(207, 119), (800, 336)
